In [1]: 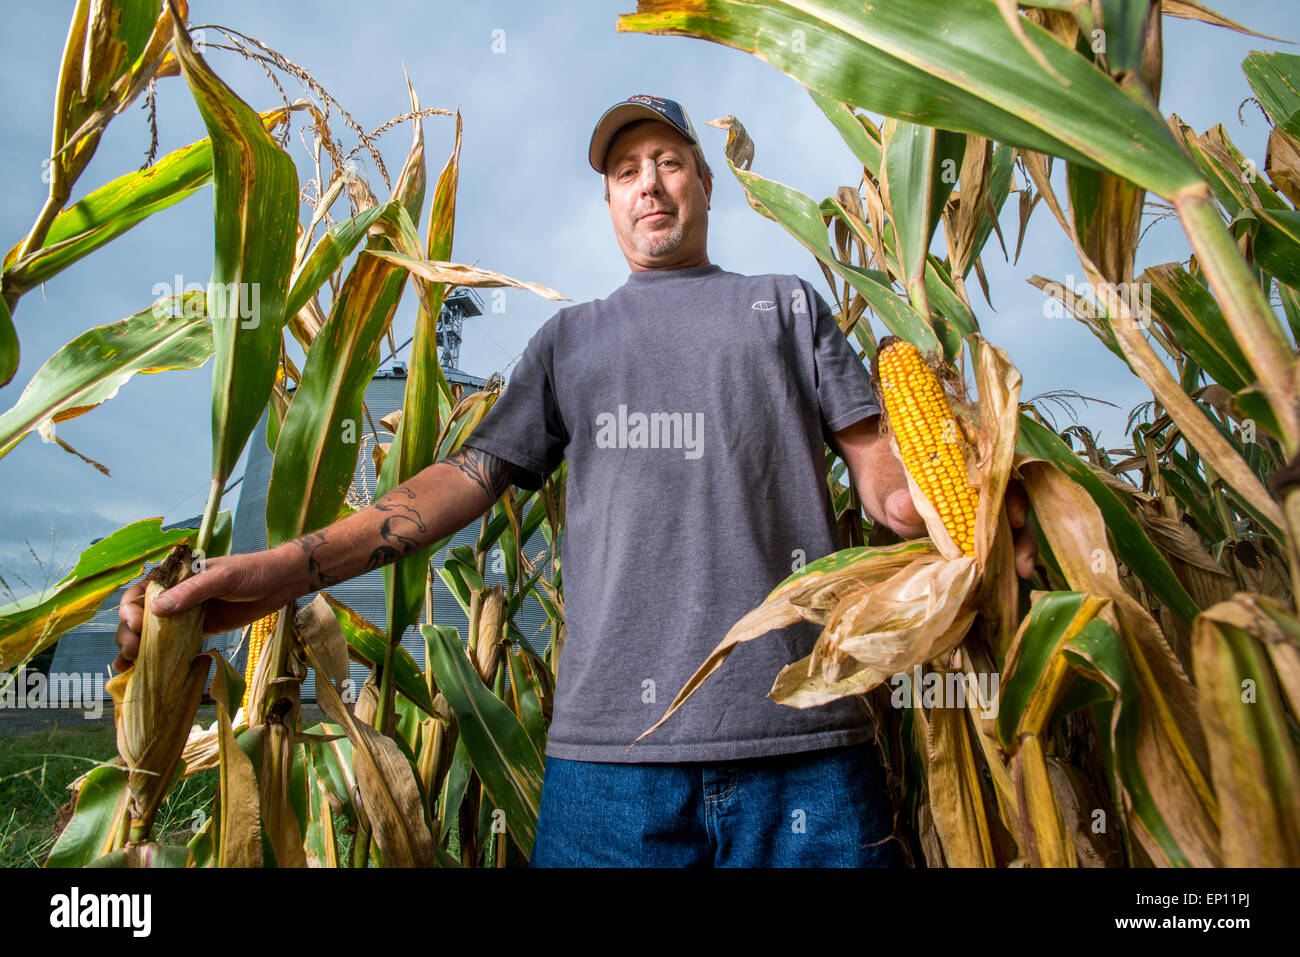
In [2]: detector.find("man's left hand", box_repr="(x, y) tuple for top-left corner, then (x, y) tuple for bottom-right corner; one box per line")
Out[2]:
(835, 416), (1037, 578)
(883, 480), (1037, 578)
(1006, 480), (1037, 579)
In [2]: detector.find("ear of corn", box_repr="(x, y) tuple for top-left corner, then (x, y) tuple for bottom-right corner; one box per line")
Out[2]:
(876, 336), (979, 557)
(241, 610), (279, 715)
(104, 543), (211, 841)
(474, 586), (506, 686)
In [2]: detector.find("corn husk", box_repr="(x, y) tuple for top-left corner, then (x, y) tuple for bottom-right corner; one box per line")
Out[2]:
(475, 585), (506, 686)
(104, 543), (209, 841)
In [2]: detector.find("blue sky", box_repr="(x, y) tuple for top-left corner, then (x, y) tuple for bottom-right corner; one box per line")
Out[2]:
(0, 1), (1296, 594)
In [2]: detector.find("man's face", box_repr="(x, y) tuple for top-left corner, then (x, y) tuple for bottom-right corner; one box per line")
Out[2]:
(603, 120), (712, 271)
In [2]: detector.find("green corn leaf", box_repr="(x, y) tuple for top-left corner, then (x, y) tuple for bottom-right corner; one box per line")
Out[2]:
(617, 0), (1203, 198)
(320, 593), (433, 716)
(87, 843), (194, 867)
(0, 298), (212, 459)
(1064, 618), (1196, 866)
(379, 107), (460, 647)
(726, 158), (941, 352)
(806, 86), (880, 176)
(881, 119), (964, 314)
(1017, 414), (1201, 624)
(0, 295), (18, 389)
(1095, 0), (1153, 75)
(45, 764), (130, 868)
(283, 198), (401, 321)
(997, 591), (1111, 748)
(423, 623), (544, 858)
(167, 6), (298, 547)
(1243, 50), (1300, 139)
(440, 735), (472, 841)
(1254, 209), (1300, 291)
(1143, 263), (1281, 438)
(0, 518), (196, 673)
(2, 108), (296, 296)
(504, 637), (550, 755)
(263, 197), (425, 554)
(1192, 606), (1300, 865)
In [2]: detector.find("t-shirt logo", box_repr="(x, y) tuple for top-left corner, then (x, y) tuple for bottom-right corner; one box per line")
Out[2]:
(751, 300), (776, 311)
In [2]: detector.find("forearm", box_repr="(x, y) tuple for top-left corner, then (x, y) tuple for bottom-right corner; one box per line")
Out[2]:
(269, 447), (510, 598)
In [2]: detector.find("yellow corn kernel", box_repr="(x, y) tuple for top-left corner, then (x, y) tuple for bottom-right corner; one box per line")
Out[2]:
(876, 337), (979, 557)
(240, 611), (278, 715)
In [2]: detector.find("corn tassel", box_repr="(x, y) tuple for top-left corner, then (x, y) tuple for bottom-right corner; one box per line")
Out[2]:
(876, 336), (979, 557)
(241, 611), (278, 715)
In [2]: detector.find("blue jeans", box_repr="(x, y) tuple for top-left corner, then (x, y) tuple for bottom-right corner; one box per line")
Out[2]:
(527, 740), (901, 867)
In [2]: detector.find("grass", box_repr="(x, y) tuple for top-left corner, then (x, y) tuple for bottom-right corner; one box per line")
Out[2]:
(0, 723), (117, 867)
(0, 721), (219, 867)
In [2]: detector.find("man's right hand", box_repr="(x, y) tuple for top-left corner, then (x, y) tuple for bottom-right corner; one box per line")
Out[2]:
(112, 548), (300, 674)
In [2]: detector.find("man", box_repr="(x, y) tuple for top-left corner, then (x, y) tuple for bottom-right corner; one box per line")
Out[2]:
(115, 95), (1036, 867)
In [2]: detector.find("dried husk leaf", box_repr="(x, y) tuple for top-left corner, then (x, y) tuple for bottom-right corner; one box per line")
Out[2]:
(970, 335), (1022, 569)
(974, 506), (1020, 667)
(179, 720), (219, 776)
(816, 554), (980, 679)
(1045, 756), (1121, 867)
(769, 652), (889, 707)
(354, 673), (380, 728)
(259, 721), (307, 868)
(207, 654), (261, 868)
(964, 677), (1025, 854)
(634, 542), (935, 741)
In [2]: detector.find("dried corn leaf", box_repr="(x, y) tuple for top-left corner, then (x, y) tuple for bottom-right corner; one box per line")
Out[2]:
(206, 650), (261, 868)
(1192, 597), (1300, 866)
(1010, 734), (1077, 867)
(926, 699), (997, 866)
(296, 595), (437, 866)
(1020, 459), (1221, 865)
(365, 250), (567, 302)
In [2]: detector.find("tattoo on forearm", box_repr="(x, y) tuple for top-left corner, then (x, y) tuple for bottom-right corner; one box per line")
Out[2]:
(295, 486), (433, 585)
(363, 486), (428, 571)
(447, 447), (516, 499)
(296, 530), (343, 590)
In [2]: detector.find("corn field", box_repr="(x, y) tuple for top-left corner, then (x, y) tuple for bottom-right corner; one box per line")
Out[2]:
(1, 0), (1298, 867)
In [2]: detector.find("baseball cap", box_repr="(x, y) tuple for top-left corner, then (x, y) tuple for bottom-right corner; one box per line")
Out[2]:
(588, 94), (702, 174)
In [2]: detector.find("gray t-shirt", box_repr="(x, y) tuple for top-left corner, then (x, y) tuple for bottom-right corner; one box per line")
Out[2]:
(461, 263), (883, 762)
